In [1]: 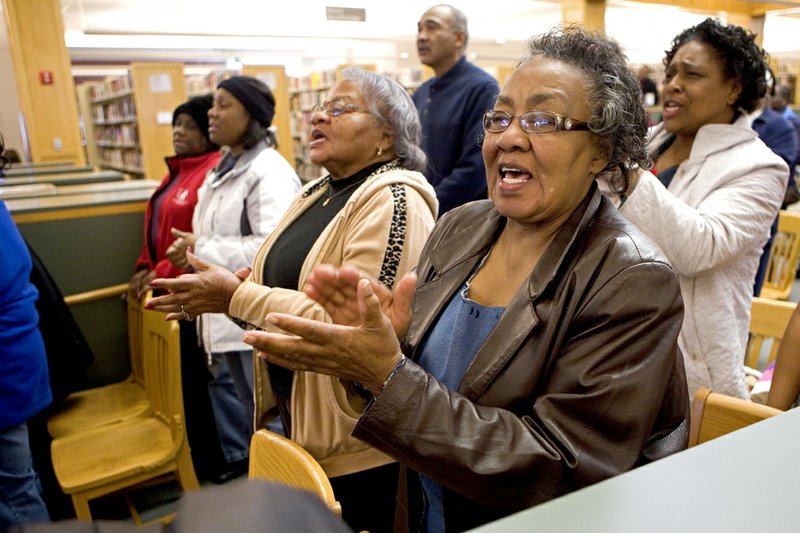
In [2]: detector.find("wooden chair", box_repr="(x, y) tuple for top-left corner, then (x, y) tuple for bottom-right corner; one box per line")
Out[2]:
(759, 210), (800, 300)
(51, 308), (199, 521)
(744, 297), (796, 370)
(688, 387), (782, 447)
(47, 290), (150, 438)
(248, 429), (341, 517)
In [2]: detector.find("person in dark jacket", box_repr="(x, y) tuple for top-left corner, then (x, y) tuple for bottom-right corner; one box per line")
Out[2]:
(241, 27), (689, 532)
(413, 4), (499, 215)
(751, 84), (798, 295)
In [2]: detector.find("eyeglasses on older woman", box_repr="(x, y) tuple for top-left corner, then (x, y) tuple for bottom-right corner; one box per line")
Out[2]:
(483, 109), (591, 134)
(311, 99), (371, 117)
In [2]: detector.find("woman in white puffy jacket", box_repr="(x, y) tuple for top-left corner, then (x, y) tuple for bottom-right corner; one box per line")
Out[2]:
(611, 19), (787, 400)
(166, 76), (300, 478)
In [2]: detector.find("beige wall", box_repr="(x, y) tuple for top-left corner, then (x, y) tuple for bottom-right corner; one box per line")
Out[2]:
(0, 4), (24, 159)
(2, 0), (85, 165)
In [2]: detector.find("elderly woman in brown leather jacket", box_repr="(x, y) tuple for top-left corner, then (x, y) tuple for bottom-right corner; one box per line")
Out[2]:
(242, 27), (689, 532)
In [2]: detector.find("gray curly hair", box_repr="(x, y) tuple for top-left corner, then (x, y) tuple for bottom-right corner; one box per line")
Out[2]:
(521, 26), (651, 192)
(341, 66), (427, 173)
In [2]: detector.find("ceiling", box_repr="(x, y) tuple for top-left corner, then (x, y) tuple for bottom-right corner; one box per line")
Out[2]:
(59, 0), (800, 76)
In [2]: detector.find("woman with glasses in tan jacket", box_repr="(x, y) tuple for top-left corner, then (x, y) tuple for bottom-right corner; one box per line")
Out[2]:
(148, 67), (437, 533)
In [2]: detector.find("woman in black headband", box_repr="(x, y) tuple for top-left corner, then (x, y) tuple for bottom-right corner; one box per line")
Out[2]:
(165, 76), (301, 482)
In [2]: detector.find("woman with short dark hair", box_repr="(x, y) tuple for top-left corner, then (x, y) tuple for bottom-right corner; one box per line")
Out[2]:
(613, 18), (788, 400)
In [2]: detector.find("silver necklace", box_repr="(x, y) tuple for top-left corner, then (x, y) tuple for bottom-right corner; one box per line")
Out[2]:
(323, 179), (366, 207)
(321, 159), (401, 207)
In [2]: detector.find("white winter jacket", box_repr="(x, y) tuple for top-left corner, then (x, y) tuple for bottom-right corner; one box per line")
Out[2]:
(193, 141), (301, 354)
(621, 115), (787, 399)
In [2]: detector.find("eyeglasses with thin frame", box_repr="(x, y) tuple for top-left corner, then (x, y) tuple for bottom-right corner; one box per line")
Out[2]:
(311, 99), (370, 118)
(483, 110), (591, 134)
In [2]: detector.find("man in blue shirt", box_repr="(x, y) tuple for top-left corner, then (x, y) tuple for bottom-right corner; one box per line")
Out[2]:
(413, 4), (499, 215)
(770, 86), (800, 170)
(752, 83), (798, 295)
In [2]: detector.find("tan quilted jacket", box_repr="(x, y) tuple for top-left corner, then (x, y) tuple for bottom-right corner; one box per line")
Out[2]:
(229, 162), (438, 477)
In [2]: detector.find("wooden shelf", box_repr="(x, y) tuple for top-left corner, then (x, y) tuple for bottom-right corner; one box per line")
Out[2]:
(91, 90), (134, 105)
(185, 70), (230, 99)
(95, 118), (138, 126)
(97, 142), (140, 149)
(83, 65), (295, 179)
(290, 65), (435, 182)
(81, 63), (186, 180)
(289, 86), (331, 96)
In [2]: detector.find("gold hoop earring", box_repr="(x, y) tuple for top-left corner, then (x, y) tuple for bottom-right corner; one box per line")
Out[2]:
(377, 146), (383, 156)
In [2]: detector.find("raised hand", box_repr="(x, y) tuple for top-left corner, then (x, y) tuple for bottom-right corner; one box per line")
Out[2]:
(147, 250), (250, 320)
(166, 228), (196, 270)
(129, 269), (155, 300)
(303, 264), (416, 339)
(244, 278), (403, 395)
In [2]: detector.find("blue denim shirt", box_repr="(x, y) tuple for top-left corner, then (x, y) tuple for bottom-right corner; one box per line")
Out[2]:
(417, 281), (504, 532)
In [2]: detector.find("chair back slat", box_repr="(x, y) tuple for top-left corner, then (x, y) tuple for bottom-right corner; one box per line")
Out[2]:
(745, 297), (796, 369)
(760, 210), (800, 300)
(142, 308), (184, 430)
(127, 290), (150, 385)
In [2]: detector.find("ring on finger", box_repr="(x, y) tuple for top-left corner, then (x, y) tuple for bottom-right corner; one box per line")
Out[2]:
(180, 304), (194, 322)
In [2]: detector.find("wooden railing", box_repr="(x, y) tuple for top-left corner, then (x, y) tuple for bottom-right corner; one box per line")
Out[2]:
(63, 283), (128, 306)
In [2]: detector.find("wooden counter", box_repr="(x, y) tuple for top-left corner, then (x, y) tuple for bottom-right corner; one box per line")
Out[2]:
(11, 185), (156, 386)
(3, 164), (94, 177)
(1, 170), (124, 188)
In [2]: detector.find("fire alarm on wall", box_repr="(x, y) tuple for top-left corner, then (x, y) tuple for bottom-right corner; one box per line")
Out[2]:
(39, 71), (53, 85)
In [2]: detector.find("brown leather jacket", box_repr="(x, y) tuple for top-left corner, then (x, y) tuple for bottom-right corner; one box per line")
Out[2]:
(353, 185), (689, 532)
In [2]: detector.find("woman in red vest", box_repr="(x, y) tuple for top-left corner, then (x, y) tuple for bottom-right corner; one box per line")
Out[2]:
(130, 95), (220, 297)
